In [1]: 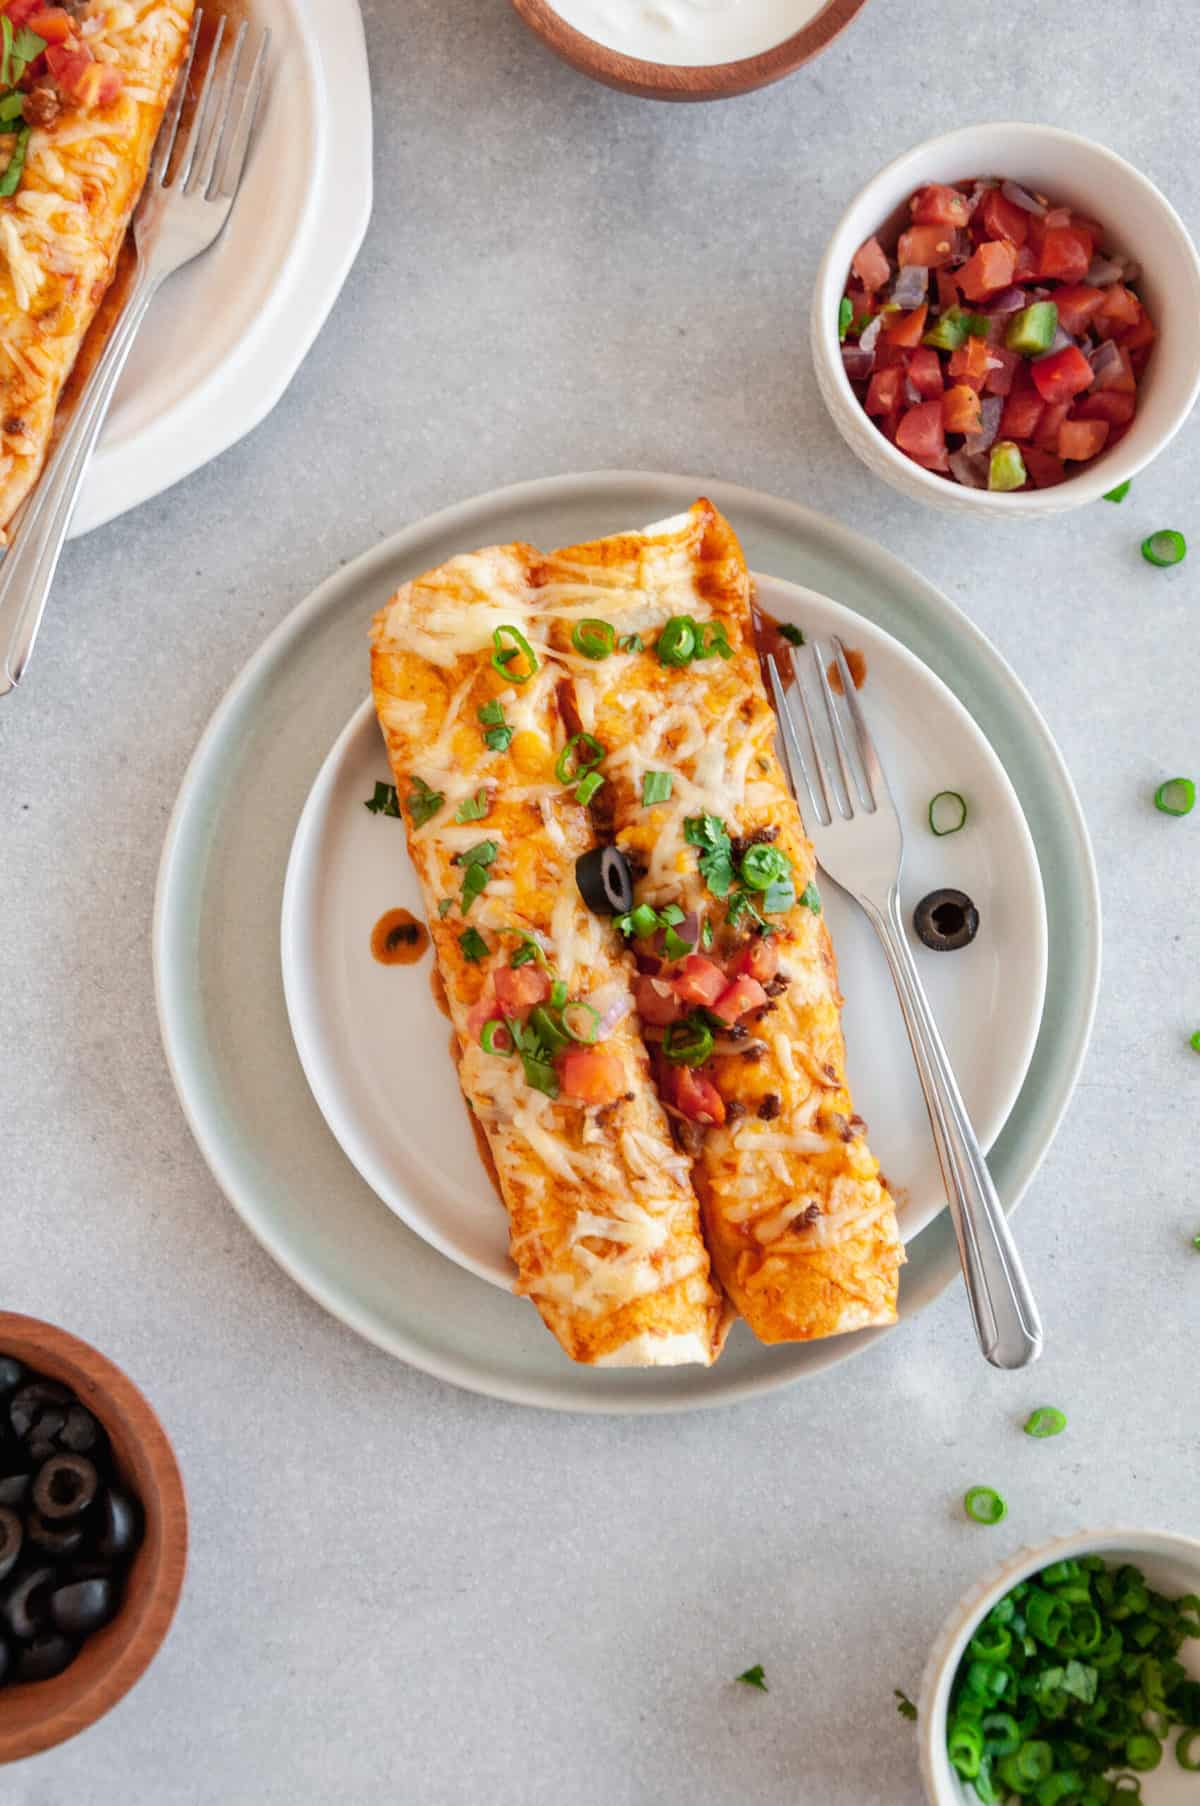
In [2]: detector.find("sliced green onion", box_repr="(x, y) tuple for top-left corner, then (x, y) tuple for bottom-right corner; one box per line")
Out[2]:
(458, 927), (488, 962)
(571, 618), (615, 660)
(1036, 1773), (1085, 1805)
(511, 936), (547, 969)
(455, 789), (491, 823)
(697, 621), (734, 660)
(562, 1001), (600, 1043)
(528, 1005), (569, 1054)
(778, 623), (805, 647)
(1141, 530), (1187, 568)
(0, 124), (30, 200)
(1027, 1588), (1071, 1647)
(628, 902), (661, 939)
(1177, 1728), (1200, 1770)
(964, 1486), (1008, 1526)
(437, 898), (453, 917)
(1125, 1733), (1162, 1771)
(656, 616), (698, 666)
(481, 1018), (514, 1055)
(491, 623), (538, 682)
(663, 1016), (715, 1067)
(618, 632), (643, 653)
(1103, 480), (1132, 503)
(948, 1718), (984, 1778)
(555, 732), (605, 784)
(575, 770), (604, 807)
(549, 979), (568, 1008)
(0, 16), (11, 88)
(1153, 777), (1195, 816)
(1024, 1406), (1068, 1439)
(928, 790), (968, 836)
(701, 918), (714, 950)
(642, 770), (673, 805)
(838, 296), (853, 341)
(663, 925), (694, 960)
(740, 843), (790, 892)
(980, 1710), (1021, 1756)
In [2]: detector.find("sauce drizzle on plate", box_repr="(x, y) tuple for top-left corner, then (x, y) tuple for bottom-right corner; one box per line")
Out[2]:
(370, 908), (429, 965)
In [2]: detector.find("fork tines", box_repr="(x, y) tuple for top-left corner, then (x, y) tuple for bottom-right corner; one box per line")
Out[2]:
(153, 10), (270, 201)
(767, 636), (886, 826)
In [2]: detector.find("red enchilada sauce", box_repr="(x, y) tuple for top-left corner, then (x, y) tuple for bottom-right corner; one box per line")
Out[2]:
(370, 909), (429, 965)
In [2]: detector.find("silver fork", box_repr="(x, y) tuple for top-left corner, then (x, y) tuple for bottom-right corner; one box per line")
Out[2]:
(0, 12), (269, 696)
(767, 636), (1043, 1369)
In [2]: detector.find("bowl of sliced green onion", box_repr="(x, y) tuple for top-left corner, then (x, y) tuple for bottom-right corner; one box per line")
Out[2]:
(919, 1528), (1200, 1806)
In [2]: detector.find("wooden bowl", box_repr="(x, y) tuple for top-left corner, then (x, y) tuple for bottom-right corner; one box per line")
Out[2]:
(0, 1313), (187, 1763)
(509, 0), (871, 100)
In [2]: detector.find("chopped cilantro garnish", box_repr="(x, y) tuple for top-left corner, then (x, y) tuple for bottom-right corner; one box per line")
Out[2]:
(437, 898), (453, 917)
(484, 724), (514, 752)
(701, 918), (714, 950)
(642, 770), (673, 806)
(737, 1665), (768, 1692)
(406, 776), (444, 828)
(659, 904), (685, 926)
(799, 881), (822, 914)
(363, 781), (401, 817)
(456, 842), (497, 912)
(763, 878), (795, 915)
(777, 623), (805, 647)
(458, 927), (488, 962)
(684, 815), (735, 897)
(511, 1018), (560, 1097)
(663, 925), (694, 960)
(478, 699), (505, 724)
(478, 698), (514, 754)
(454, 789), (491, 823)
(456, 840), (498, 869)
(726, 889), (766, 931)
(895, 1689), (918, 1722)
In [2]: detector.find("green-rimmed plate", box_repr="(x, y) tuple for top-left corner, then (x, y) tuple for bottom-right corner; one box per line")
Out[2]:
(153, 471), (1101, 1413)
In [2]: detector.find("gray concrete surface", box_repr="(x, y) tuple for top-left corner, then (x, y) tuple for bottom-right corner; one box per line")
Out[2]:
(2, 0), (1198, 1799)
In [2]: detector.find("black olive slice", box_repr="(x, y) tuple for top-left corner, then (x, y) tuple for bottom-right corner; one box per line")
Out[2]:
(0, 1473), (30, 1510)
(26, 1511), (85, 1558)
(33, 1454), (98, 1522)
(95, 1487), (141, 1563)
(0, 1507), (21, 1583)
(2, 1565), (56, 1640)
(16, 1632), (76, 1683)
(9, 1382), (70, 1443)
(575, 844), (634, 916)
(913, 888), (980, 952)
(52, 1577), (116, 1638)
(59, 1407), (101, 1456)
(0, 1360), (23, 1397)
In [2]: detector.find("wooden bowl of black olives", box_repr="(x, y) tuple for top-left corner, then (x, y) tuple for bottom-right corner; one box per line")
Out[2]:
(0, 1313), (187, 1762)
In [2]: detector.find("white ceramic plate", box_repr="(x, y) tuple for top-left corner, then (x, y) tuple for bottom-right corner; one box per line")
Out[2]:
(70, 0), (372, 537)
(280, 573), (1048, 1291)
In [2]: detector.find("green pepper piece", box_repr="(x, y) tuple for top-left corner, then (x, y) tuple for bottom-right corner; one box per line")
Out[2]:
(922, 306), (989, 351)
(988, 440), (1028, 493)
(1006, 301), (1058, 356)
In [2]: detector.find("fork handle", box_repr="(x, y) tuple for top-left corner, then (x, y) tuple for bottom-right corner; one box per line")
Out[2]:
(860, 886), (1044, 1369)
(0, 259), (160, 696)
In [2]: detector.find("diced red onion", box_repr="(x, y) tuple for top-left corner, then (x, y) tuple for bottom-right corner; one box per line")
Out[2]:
(945, 229), (971, 266)
(1001, 179), (1047, 217)
(1084, 255), (1125, 287)
(1042, 326), (1077, 356)
(590, 985), (633, 1041)
(841, 344), (873, 382)
(965, 180), (996, 215)
(1088, 339), (1124, 385)
(859, 313), (885, 354)
(891, 264), (928, 309)
(965, 396), (1003, 455)
(983, 316), (1007, 347)
(635, 951), (663, 976)
(1044, 206), (1071, 229)
(948, 448), (991, 488)
(984, 286), (1028, 316)
(904, 378), (921, 406)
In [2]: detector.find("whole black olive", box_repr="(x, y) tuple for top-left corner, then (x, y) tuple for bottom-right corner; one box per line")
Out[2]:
(16, 1632), (76, 1683)
(32, 1455), (98, 1522)
(9, 1382), (70, 1443)
(95, 1487), (141, 1563)
(59, 1407), (101, 1456)
(575, 844), (634, 916)
(0, 1473), (31, 1509)
(0, 1360), (23, 1397)
(2, 1565), (56, 1640)
(0, 1508), (21, 1582)
(913, 888), (980, 952)
(52, 1577), (116, 1638)
(25, 1511), (84, 1558)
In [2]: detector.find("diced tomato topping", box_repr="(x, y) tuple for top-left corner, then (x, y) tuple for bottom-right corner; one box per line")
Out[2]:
(1058, 417), (1109, 462)
(845, 286), (876, 323)
(874, 337), (908, 371)
(1035, 401), (1071, 451)
(1120, 311), (1157, 352)
(907, 346), (943, 399)
(977, 189), (1029, 248)
(466, 984), (498, 1039)
(559, 1048), (627, 1106)
(1018, 444), (1068, 488)
(942, 383), (981, 435)
(2, 0), (46, 24)
(910, 183), (972, 228)
(958, 239), (1016, 300)
(671, 954), (728, 1009)
(1090, 344), (1135, 393)
(46, 39), (123, 107)
(852, 236), (891, 293)
(948, 335), (991, 389)
(27, 8), (72, 41)
(710, 975), (767, 1027)
(883, 303), (926, 349)
(1095, 284), (1141, 336)
(1013, 242), (1039, 282)
(935, 269), (961, 314)
(999, 370), (1044, 441)
(634, 975), (683, 1027)
(1051, 285), (1105, 335)
(658, 1061), (725, 1127)
(492, 965), (551, 1016)
(865, 367), (905, 416)
(1030, 345), (1094, 406)
(1074, 390), (1136, 427)
(898, 225), (962, 269)
(983, 346), (1020, 396)
(895, 398), (946, 467)
(728, 937), (779, 984)
(1038, 226), (1092, 283)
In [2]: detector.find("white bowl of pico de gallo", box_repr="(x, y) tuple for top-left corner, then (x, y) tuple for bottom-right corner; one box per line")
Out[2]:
(811, 123), (1200, 514)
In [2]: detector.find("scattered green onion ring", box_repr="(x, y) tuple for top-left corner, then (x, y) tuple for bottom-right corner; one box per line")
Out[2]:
(929, 790), (968, 836)
(575, 770), (604, 807)
(480, 1019), (514, 1056)
(549, 979), (568, 1009)
(528, 1005), (569, 1054)
(1141, 530), (1187, 568)
(656, 616), (698, 667)
(964, 1486), (1008, 1526)
(1024, 1406), (1068, 1439)
(697, 620), (735, 660)
(555, 732), (605, 784)
(1177, 1728), (1200, 1771)
(740, 843), (791, 892)
(1125, 1733), (1162, 1771)
(562, 1001), (601, 1044)
(1103, 481), (1132, 503)
(663, 1016), (715, 1067)
(1191, 1034), (1200, 1056)
(571, 618), (616, 660)
(491, 624), (538, 682)
(1153, 777), (1195, 817)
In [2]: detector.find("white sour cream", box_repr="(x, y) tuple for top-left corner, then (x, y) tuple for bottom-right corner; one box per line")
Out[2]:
(549, 0), (827, 66)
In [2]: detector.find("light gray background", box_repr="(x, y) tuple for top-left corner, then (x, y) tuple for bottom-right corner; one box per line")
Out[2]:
(3, 1), (1197, 1800)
